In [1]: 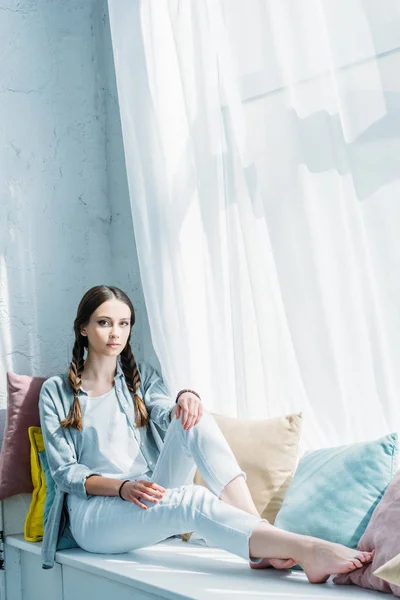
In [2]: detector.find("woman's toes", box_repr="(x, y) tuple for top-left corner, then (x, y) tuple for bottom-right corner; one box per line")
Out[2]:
(351, 558), (363, 569)
(359, 551), (374, 564)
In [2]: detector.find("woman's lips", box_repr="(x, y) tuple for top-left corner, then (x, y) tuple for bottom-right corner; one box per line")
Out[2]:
(107, 343), (120, 347)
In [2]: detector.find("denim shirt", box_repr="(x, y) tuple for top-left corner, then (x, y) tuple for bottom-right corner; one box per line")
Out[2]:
(39, 358), (175, 569)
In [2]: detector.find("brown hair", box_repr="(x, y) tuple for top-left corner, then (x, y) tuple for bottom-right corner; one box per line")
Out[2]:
(59, 285), (149, 430)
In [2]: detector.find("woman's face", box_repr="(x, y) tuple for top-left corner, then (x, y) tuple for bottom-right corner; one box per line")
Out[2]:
(80, 299), (132, 356)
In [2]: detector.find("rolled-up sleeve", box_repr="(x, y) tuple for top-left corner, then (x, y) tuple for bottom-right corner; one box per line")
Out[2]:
(139, 362), (175, 431)
(39, 382), (102, 499)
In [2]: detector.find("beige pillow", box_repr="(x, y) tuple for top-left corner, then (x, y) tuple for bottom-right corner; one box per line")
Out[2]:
(193, 411), (302, 523)
(374, 553), (400, 592)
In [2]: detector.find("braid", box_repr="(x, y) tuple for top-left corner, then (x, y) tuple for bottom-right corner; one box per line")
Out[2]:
(120, 342), (149, 428)
(60, 338), (85, 430)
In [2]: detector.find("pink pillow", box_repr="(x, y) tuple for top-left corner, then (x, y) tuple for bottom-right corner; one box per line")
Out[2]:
(0, 372), (46, 501)
(334, 466), (400, 596)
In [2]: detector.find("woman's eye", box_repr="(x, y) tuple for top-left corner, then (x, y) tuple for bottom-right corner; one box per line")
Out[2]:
(98, 320), (129, 326)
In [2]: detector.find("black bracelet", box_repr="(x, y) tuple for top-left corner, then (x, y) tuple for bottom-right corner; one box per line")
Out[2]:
(118, 479), (130, 500)
(175, 389), (201, 404)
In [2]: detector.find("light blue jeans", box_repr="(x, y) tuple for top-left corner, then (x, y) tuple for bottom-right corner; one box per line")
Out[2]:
(67, 409), (266, 563)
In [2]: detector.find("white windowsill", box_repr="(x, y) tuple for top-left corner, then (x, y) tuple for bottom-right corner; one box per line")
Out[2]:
(6, 533), (383, 600)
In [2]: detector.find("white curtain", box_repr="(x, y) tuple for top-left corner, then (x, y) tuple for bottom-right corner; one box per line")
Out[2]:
(108, 0), (400, 450)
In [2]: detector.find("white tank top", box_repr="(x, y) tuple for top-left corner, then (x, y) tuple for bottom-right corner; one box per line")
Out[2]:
(77, 384), (150, 480)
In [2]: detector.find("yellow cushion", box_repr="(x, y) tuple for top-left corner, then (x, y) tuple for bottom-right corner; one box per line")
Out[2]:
(374, 552), (400, 589)
(194, 412), (302, 522)
(24, 426), (46, 542)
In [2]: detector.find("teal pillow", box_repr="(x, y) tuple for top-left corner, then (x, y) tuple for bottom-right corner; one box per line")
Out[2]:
(38, 449), (78, 551)
(274, 433), (398, 552)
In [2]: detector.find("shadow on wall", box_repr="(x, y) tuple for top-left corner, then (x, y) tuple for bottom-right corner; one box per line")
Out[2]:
(136, 23), (400, 241)
(251, 89), (400, 208)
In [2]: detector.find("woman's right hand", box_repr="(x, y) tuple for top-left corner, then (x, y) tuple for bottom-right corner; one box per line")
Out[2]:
(120, 480), (167, 509)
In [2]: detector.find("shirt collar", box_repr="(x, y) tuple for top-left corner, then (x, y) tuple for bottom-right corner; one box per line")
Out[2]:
(115, 358), (124, 379)
(78, 359), (124, 396)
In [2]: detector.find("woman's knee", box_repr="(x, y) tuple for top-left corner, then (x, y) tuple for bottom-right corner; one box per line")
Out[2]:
(178, 483), (216, 515)
(166, 483), (212, 508)
(173, 482), (208, 499)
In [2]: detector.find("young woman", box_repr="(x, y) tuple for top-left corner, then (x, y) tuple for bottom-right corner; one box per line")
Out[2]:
(39, 284), (374, 583)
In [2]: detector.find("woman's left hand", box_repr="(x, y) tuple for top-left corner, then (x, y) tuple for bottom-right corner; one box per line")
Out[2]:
(173, 392), (203, 430)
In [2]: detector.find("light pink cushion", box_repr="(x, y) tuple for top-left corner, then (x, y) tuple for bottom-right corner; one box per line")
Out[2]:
(0, 372), (46, 500)
(334, 467), (400, 596)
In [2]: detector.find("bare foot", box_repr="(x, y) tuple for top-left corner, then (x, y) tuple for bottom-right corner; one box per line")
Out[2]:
(250, 557), (297, 570)
(300, 541), (375, 584)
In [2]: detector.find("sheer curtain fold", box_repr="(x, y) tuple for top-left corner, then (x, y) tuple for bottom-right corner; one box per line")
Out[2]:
(108, 0), (400, 449)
